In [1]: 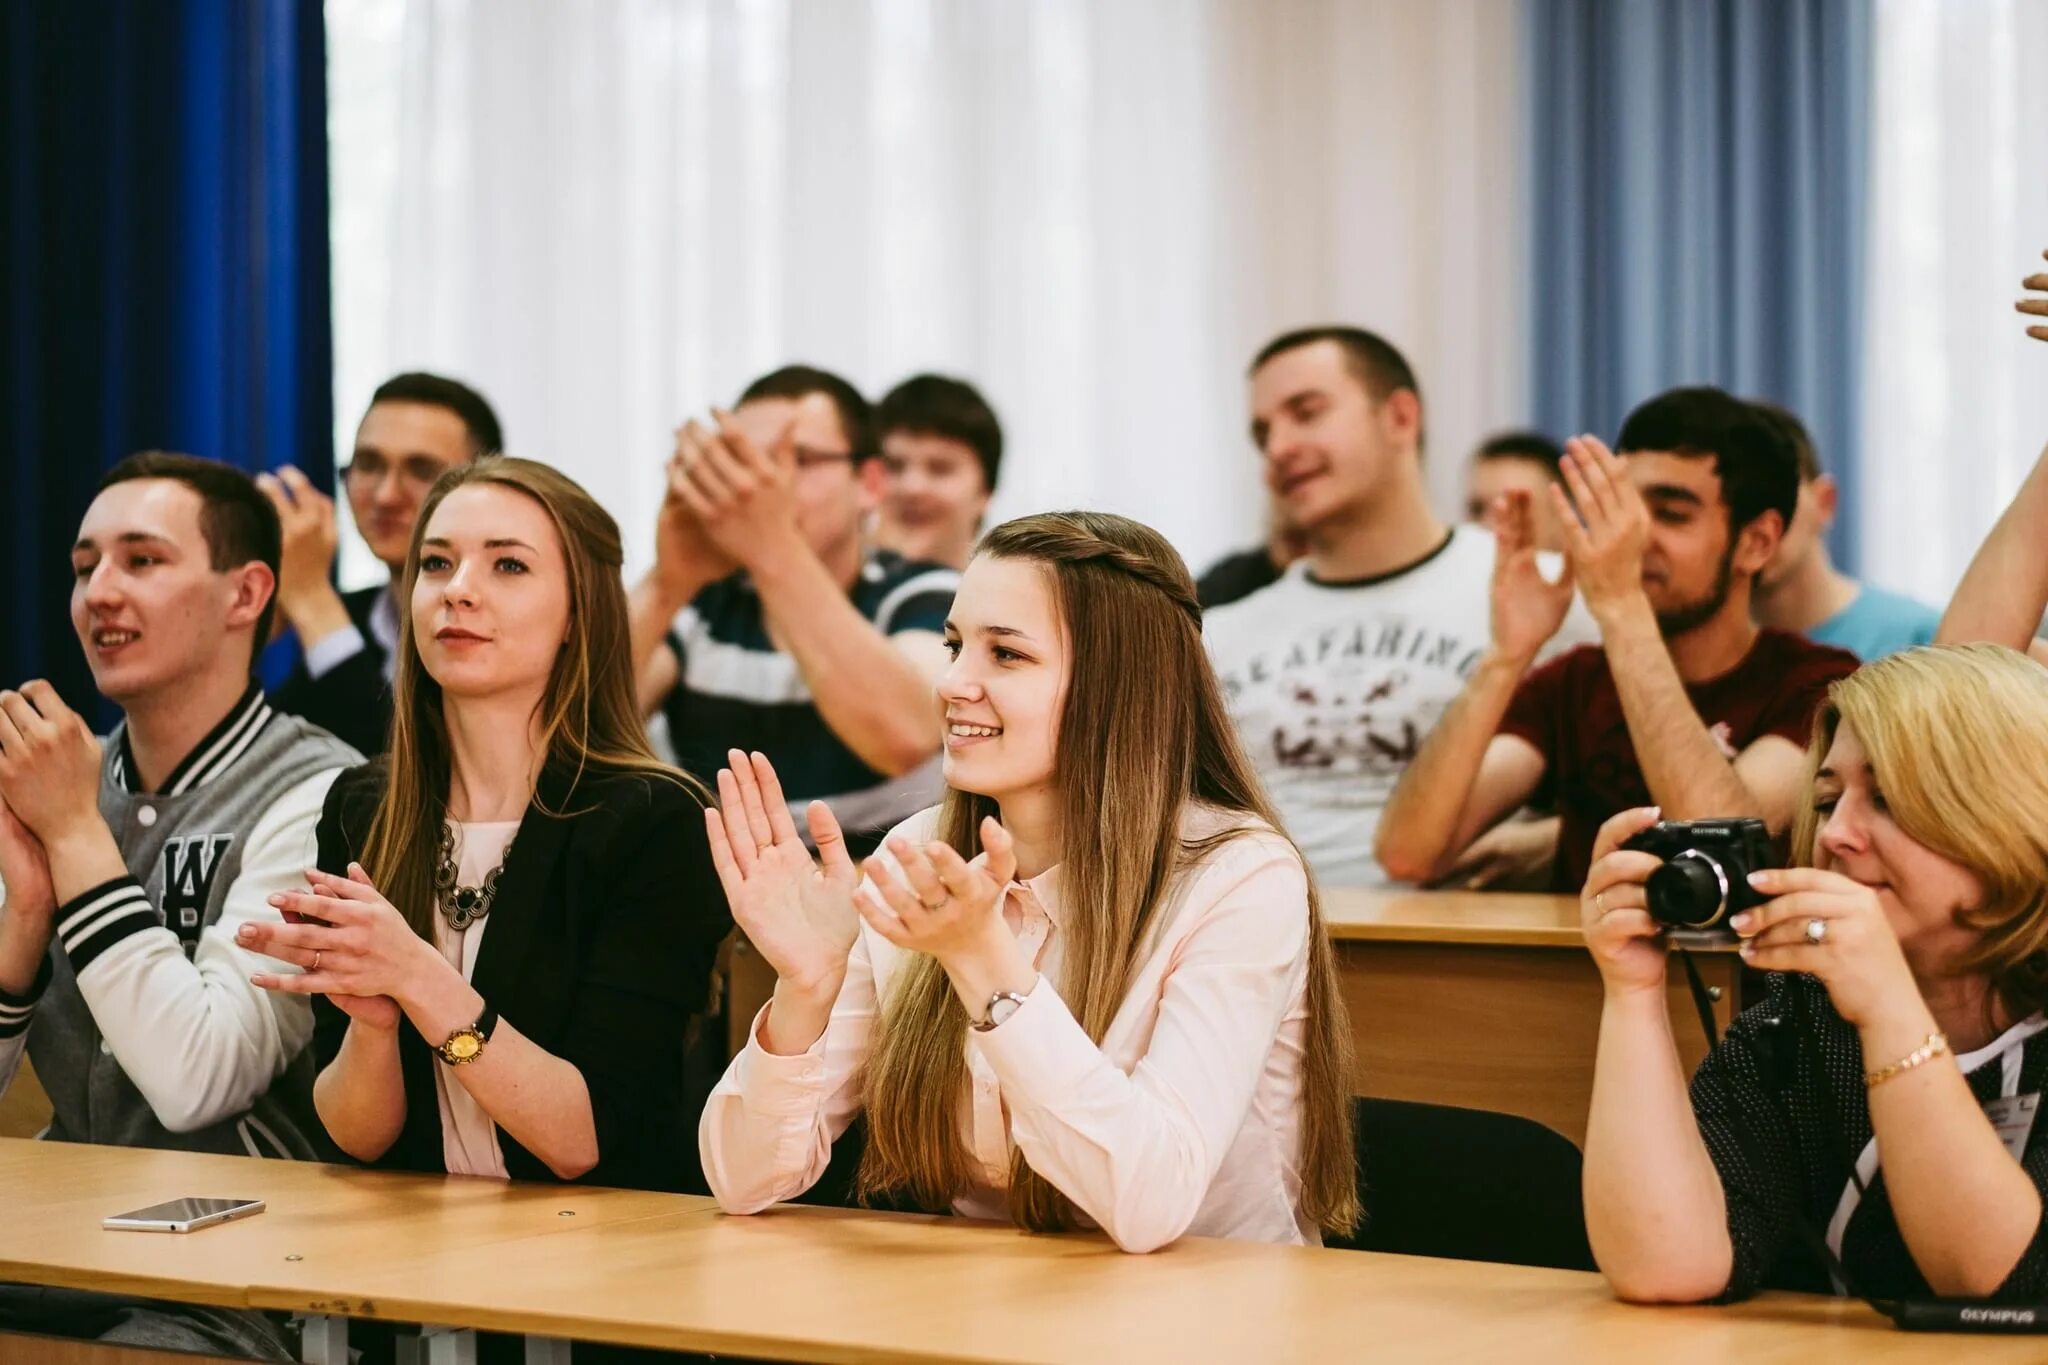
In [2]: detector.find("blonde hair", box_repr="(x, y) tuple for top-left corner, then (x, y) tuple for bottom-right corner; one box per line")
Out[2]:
(362, 458), (704, 939)
(1790, 643), (2048, 1015)
(855, 511), (1360, 1236)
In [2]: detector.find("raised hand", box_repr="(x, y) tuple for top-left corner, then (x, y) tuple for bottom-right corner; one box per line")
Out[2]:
(1488, 489), (1576, 664)
(2022, 250), (2048, 343)
(255, 466), (346, 642)
(703, 750), (859, 995)
(1552, 435), (1651, 621)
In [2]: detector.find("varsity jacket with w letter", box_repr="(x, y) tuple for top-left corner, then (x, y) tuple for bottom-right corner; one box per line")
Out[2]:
(0, 685), (358, 1157)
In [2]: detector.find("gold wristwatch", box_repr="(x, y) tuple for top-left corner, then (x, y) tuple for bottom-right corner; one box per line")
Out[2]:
(436, 1004), (499, 1065)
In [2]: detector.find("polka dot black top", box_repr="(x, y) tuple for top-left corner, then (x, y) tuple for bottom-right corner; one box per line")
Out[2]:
(1689, 970), (2048, 1302)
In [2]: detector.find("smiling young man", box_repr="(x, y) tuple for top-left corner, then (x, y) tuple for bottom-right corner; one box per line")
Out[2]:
(1375, 388), (1860, 893)
(0, 452), (358, 1357)
(264, 372), (502, 756)
(628, 366), (957, 857)
(1202, 327), (1593, 887)
(870, 373), (1004, 570)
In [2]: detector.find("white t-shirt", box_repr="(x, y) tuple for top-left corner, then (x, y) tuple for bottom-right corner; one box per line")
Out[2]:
(432, 819), (520, 1179)
(1203, 525), (1595, 888)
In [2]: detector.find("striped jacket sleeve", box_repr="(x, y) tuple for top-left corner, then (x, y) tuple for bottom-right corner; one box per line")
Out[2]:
(0, 950), (51, 1097)
(57, 768), (341, 1133)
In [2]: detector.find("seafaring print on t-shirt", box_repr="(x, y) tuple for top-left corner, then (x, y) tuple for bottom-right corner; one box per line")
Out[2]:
(1218, 617), (1483, 798)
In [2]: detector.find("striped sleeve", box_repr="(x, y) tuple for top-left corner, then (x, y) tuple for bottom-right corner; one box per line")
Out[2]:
(70, 767), (339, 1134)
(56, 877), (160, 975)
(0, 953), (52, 1095)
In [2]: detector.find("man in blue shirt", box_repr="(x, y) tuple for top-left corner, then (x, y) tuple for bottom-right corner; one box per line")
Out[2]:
(1749, 400), (1939, 661)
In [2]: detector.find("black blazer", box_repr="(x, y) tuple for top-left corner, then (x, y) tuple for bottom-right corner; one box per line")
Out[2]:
(310, 760), (731, 1192)
(276, 585), (394, 757)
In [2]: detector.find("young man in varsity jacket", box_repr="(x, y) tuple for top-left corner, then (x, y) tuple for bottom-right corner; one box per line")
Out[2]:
(0, 452), (361, 1157)
(0, 454), (358, 1355)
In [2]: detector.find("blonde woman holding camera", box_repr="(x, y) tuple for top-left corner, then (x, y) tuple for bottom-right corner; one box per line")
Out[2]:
(1580, 644), (2048, 1303)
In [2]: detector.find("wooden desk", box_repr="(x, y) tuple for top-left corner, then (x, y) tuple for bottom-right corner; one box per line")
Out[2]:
(1325, 888), (1740, 1146)
(0, 1140), (2015, 1363)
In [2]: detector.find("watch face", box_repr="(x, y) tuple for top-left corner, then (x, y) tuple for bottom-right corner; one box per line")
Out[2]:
(445, 1031), (482, 1061)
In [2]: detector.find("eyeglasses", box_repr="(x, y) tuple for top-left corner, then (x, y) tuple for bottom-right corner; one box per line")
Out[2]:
(343, 453), (453, 491)
(793, 446), (856, 471)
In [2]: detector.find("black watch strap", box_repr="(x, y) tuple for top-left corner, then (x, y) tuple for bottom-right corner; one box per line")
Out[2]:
(476, 1002), (499, 1041)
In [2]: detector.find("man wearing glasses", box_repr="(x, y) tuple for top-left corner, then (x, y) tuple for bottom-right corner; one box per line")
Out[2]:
(628, 366), (957, 858)
(260, 372), (503, 756)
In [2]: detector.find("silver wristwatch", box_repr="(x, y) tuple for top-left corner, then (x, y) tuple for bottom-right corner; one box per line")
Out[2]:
(970, 990), (1029, 1032)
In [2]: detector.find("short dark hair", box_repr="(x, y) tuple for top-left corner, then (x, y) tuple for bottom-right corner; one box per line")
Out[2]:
(1473, 430), (1565, 475)
(1746, 399), (1821, 482)
(1615, 386), (1798, 537)
(97, 451), (283, 663)
(737, 365), (875, 462)
(1250, 326), (1422, 405)
(875, 374), (1004, 491)
(367, 372), (504, 457)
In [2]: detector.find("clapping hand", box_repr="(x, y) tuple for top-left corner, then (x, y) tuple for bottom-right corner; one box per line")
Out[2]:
(666, 412), (805, 571)
(1552, 436), (1651, 621)
(1488, 489), (1575, 664)
(653, 426), (740, 599)
(703, 750), (860, 996)
(242, 864), (431, 1032)
(2022, 250), (2048, 343)
(0, 683), (105, 848)
(858, 817), (1019, 966)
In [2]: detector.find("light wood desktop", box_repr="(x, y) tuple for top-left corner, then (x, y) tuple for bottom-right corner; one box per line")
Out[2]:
(0, 1139), (2018, 1364)
(733, 888), (1739, 1147)
(1324, 887), (1741, 1146)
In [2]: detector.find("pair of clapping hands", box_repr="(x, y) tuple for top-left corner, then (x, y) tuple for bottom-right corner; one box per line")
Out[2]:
(652, 411), (814, 596)
(701, 750), (1019, 992)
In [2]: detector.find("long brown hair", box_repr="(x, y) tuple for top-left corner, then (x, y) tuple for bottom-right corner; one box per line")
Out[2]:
(856, 510), (1360, 1235)
(1789, 643), (2048, 1019)
(360, 458), (703, 938)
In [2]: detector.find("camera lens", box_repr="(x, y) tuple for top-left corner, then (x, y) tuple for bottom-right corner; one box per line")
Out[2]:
(1644, 851), (1732, 928)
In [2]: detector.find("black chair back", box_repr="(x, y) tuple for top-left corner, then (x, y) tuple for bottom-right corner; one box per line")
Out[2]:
(1328, 1096), (1595, 1271)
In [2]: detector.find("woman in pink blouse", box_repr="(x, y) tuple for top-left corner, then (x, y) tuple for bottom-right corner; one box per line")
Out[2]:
(698, 510), (1358, 1251)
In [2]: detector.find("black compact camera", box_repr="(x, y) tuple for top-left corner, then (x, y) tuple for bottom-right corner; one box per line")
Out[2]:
(1620, 818), (1779, 930)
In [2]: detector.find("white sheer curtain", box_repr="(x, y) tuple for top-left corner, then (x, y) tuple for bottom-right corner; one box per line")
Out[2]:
(326, 0), (1529, 589)
(1859, 0), (2048, 605)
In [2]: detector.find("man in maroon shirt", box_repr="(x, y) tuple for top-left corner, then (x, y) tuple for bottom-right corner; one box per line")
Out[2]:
(1376, 387), (1858, 892)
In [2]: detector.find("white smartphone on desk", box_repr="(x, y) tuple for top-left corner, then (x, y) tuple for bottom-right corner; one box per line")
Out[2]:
(103, 1197), (266, 1233)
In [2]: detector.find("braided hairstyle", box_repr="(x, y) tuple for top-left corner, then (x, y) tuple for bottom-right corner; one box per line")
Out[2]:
(858, 510), (1361, 1237)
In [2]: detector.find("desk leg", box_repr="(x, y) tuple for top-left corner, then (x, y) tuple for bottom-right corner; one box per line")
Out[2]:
(524, 1337), (571, 1364)
(297, 1315), (349, 1365)
(396, 1327), (479, 1365)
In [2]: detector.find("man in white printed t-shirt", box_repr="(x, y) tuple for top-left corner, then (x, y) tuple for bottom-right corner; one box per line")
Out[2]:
(1204, 327), (1594, 889)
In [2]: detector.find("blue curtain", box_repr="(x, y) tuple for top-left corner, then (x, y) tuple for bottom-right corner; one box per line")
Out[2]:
(1, 0), (332, 702)
(1526, 0), (1872, 569)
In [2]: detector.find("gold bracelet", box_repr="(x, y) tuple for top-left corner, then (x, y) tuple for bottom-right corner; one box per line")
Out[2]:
(1864, 1030), (1950, 1089)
